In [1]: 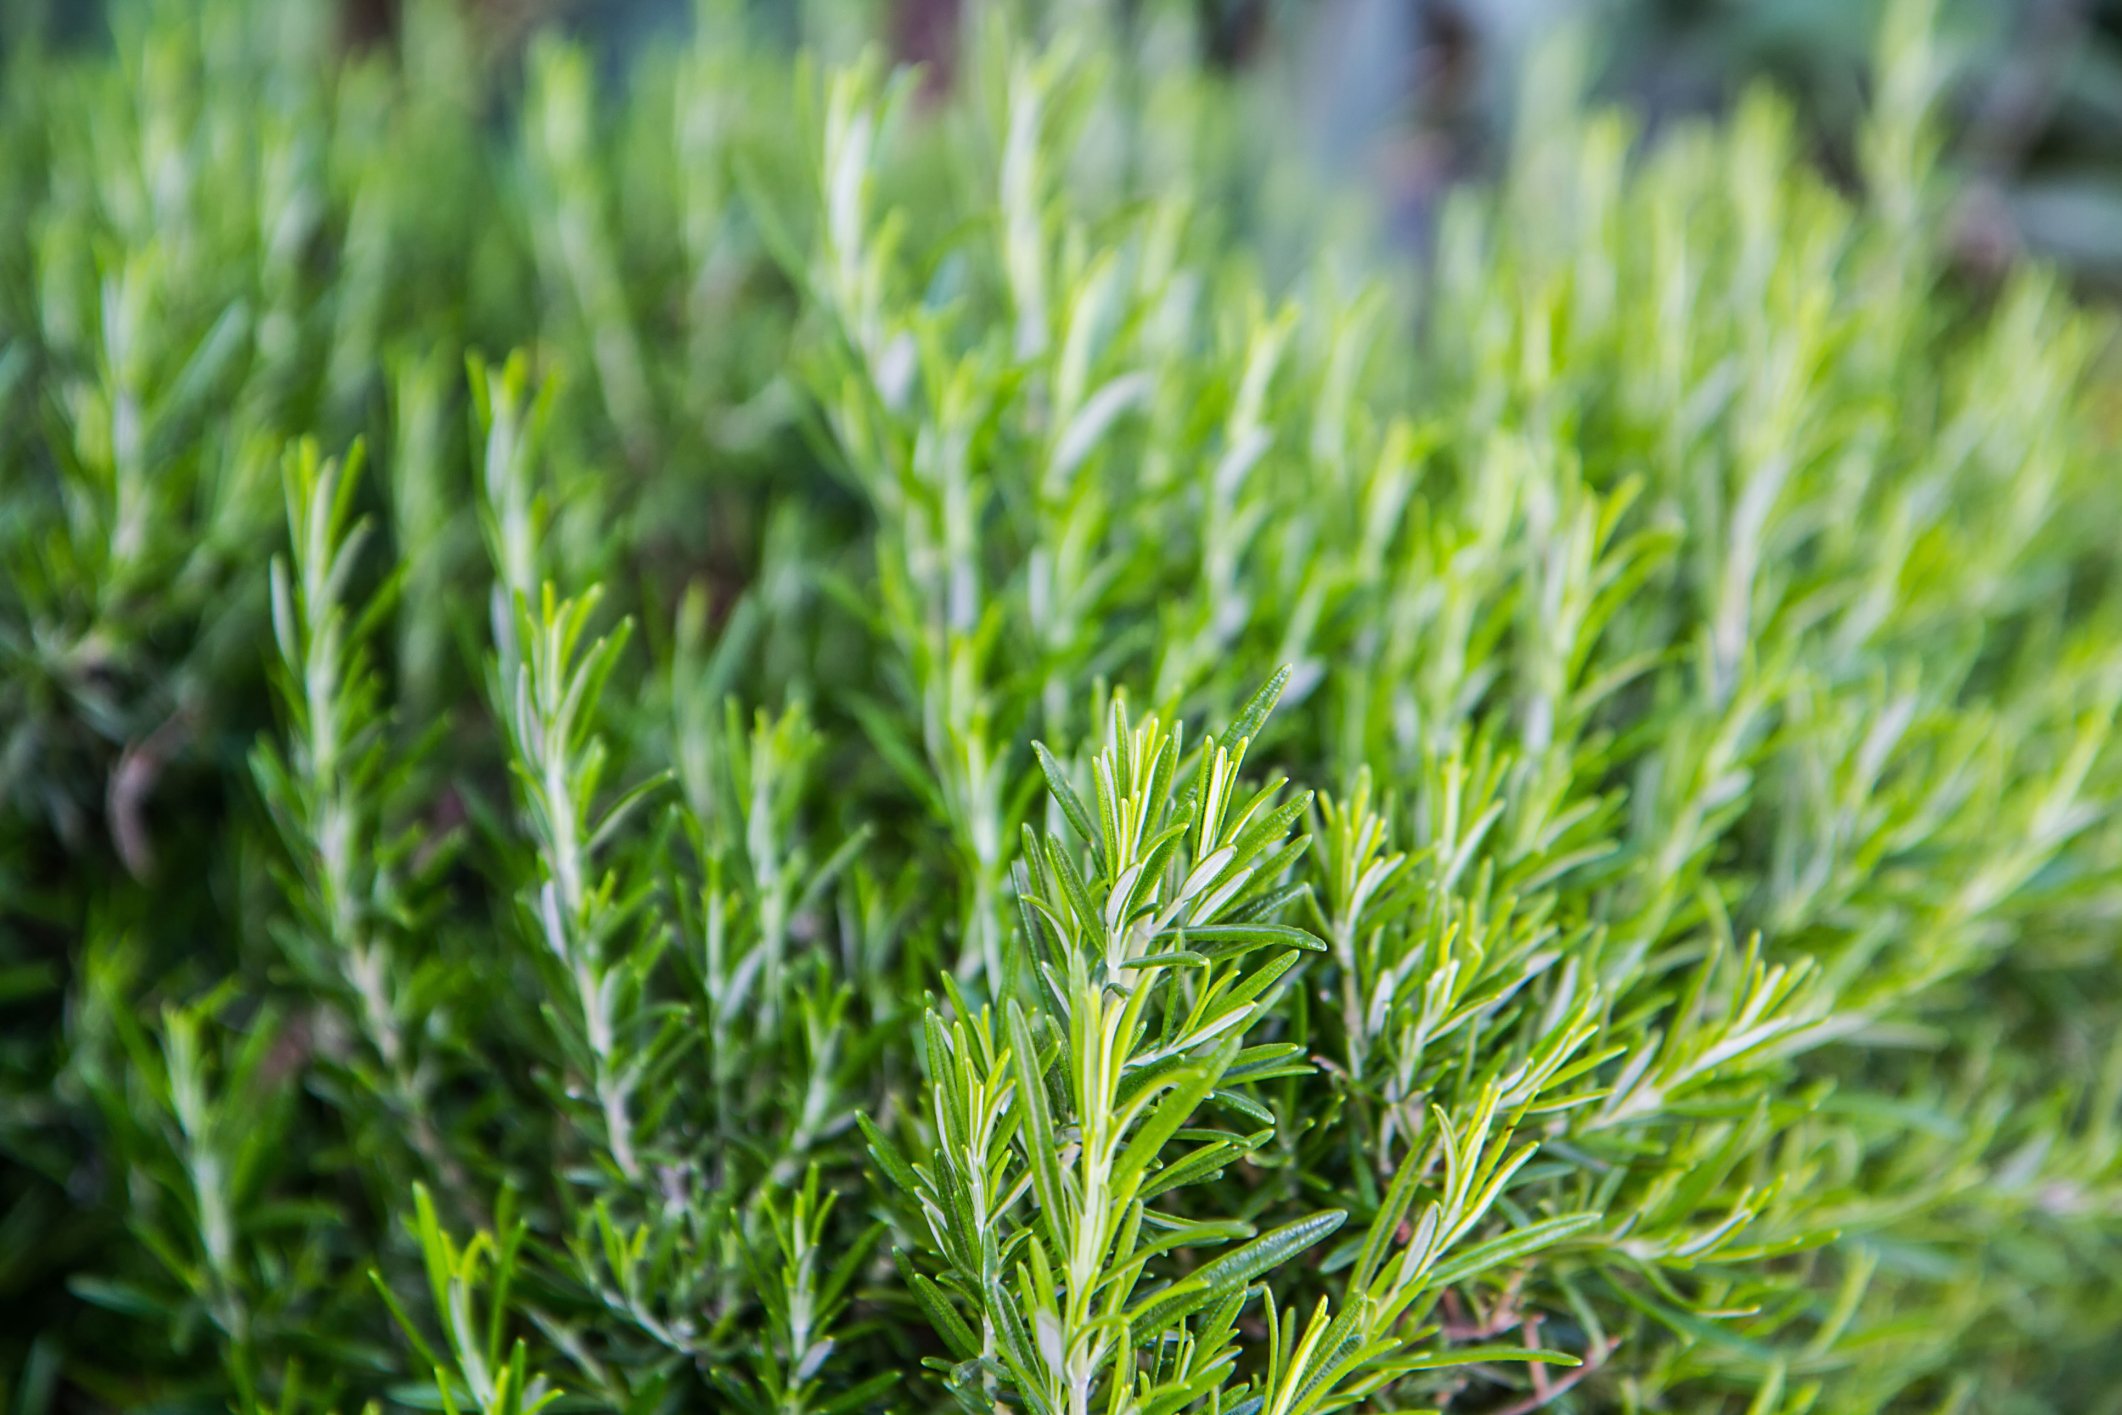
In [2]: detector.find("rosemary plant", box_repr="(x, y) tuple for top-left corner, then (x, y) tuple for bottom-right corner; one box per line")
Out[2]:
(2, 1), (2119, 1412)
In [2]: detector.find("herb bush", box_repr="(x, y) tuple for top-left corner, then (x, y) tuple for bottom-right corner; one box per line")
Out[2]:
(3, 2), (2120, 1412)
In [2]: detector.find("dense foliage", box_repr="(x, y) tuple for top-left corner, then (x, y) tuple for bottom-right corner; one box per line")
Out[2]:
(3, 2), (2120, 1412)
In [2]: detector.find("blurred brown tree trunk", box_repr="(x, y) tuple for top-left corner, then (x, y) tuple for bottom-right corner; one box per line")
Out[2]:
(892, 0), (962, 97)
(340, 0), (399, 50)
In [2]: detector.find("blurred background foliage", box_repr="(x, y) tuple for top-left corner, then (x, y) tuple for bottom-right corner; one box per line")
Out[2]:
(11, 0), (2122, 284)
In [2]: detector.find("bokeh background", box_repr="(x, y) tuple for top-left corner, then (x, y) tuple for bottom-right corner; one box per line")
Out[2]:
(11, 0), (2122, 286)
